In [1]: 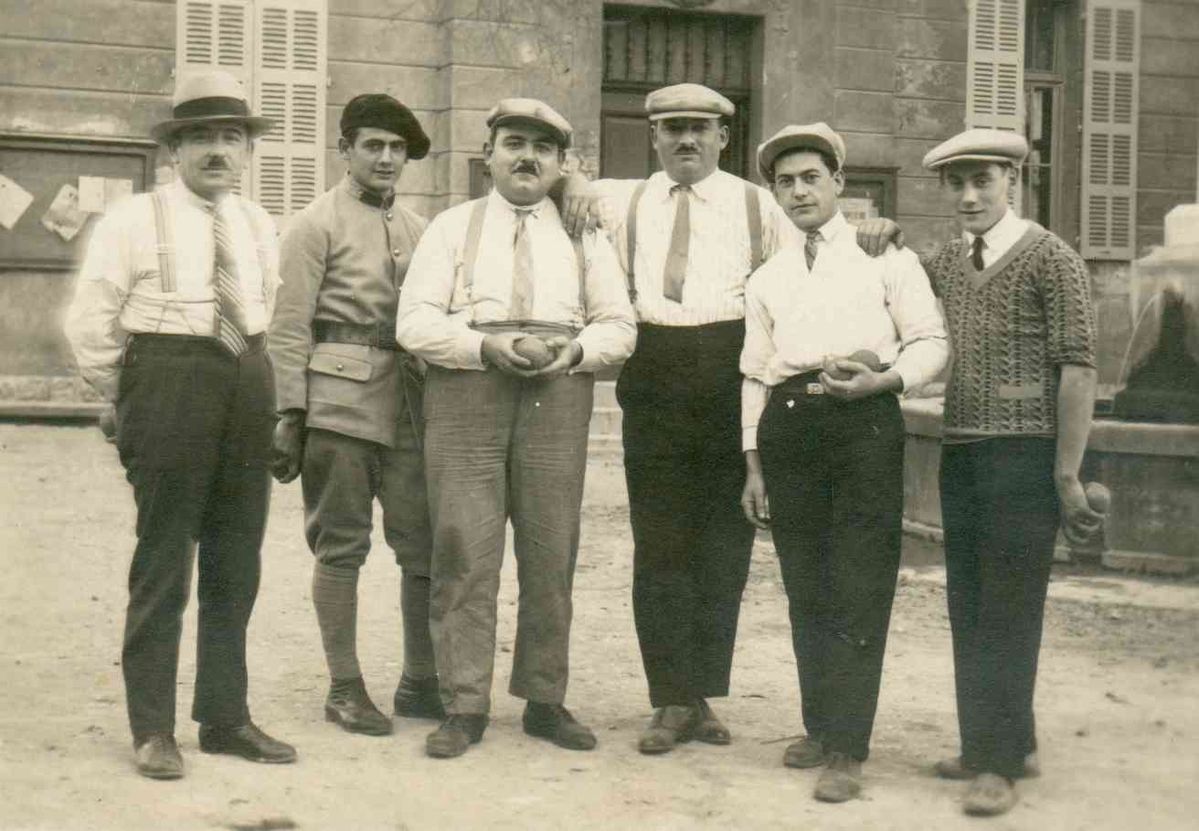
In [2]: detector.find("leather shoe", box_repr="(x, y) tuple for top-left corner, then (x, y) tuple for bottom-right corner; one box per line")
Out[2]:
(692, 699), (731, 745)
(134, 733), (183, 780)
(813, 752), (862, 803)
(783, 735), (826, 769)
(426, 714), (488, 759)
(393, 674), (446, 720)
(935, 752), (1040, 780)
(963, 772), (1018, 816)
(522, 702), (597, 751)
(198, 722), (296, 764)
(638, 705), (698, 755)
(325, 676), (392, 736)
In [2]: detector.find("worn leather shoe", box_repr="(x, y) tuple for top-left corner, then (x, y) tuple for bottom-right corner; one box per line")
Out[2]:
(783, 735), (826, 769)
(935, 752), (1040, 780)
(964, 772), (1018, 816)
(638, 705), (699, 755)
(522, 702), (597, 751)
(198, 722), (296, 764)
(134, 733), (183, 780)
(325, 676), (392, 736)
(813, 752), (862, 803)
(393, 674), (446, 720)
(692, 699), (731, 745)
(426, 714), (488, 759)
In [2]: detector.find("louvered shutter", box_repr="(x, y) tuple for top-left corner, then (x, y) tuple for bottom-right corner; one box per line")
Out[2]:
(966, 0), (1025, 212)
(250, 0), (327, 222)
(1081, 0), (1139, 259)
(175, 0), (254, 193)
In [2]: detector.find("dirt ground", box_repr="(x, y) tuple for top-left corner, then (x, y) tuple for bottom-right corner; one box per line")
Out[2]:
(1, 422), (1197, 831)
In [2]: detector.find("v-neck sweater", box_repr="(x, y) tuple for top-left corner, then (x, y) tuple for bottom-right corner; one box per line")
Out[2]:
(926, 223), (1097, 442)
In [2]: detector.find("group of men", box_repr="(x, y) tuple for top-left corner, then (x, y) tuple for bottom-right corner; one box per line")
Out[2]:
(65, 67), (1099, 819)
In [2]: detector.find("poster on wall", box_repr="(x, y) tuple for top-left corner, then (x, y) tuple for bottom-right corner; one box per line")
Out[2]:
(0, 172), (34, 231)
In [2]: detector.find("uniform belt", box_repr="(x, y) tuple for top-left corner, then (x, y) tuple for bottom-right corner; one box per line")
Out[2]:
(126, 332), (266, 356)
(312, 320), (399, 351)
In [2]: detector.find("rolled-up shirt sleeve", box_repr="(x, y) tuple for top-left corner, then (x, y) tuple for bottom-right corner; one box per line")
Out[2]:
(573, 232), (636, 373)
(64, 211), (132, 401)
(396, 214), (487, 370)
(883, 246), (949, 394)
(739, 277), (775, 451)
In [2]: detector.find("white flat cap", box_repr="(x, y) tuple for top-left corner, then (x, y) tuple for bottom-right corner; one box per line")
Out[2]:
(645, 83), (734, 121)
(757, 122), (847, 181)
(486, 98), (573, 148)
(923, 128), (1029, 170)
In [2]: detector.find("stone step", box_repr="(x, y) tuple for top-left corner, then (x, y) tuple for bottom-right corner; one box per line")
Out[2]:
(594, 380), (617, 408)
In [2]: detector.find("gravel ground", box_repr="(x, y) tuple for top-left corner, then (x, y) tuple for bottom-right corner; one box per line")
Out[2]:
(1, 422), (1197, 831)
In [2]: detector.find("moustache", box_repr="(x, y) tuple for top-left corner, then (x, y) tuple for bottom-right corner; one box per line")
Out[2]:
(201, 159), (231, 171)
(512, 162), (540, 175)
(674, 148), (699, 155)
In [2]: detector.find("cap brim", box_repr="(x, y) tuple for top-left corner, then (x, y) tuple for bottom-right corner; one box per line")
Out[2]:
(925, 152), (1024, 170)
(758, 135), (842, 181)
(151, 115), (274, 143)
(490, 115), (571, 148)
(648, 110), (725, 121)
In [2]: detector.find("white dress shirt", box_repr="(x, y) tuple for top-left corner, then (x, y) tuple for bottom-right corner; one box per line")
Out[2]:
(396, 190), (636, 372)
(740, 211), (948, 451)
(64, 178), (278, 400)
(964, 207), (1030, 268)
(594, 169), (801, 326)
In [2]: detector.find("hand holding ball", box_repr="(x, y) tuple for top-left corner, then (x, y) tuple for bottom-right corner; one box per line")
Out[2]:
(513, 336), (556, 369)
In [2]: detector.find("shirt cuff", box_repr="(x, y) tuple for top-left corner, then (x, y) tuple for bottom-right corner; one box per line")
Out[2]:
(570, 335), (603, 374)
(742, 424), (759, 452)
(456, 329), (488, 370)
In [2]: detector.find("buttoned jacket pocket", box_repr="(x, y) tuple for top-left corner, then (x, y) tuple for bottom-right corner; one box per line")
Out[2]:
(308, 348), (372, 382)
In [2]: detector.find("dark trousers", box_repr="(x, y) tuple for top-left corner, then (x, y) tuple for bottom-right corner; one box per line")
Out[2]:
(758, 377), (905, 761)
(423, 367), (594, 714)
(618, 321), (755, 708)
(940, 437), (1059, 779)
(115, 334), (274, 741)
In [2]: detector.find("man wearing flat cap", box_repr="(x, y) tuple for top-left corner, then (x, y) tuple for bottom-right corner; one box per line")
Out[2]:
(268, 93), (444, 737)
(65, 68), (296, 779)
(740, 123), (948, 802)
(913, 128), (1098, 816)
(398, 98), (636, 758)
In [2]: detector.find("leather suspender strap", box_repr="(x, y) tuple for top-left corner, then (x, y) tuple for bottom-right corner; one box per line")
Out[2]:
(150, 190), (176, 293)
(744, 181), (763, 272)
(625, 180), (648, 302)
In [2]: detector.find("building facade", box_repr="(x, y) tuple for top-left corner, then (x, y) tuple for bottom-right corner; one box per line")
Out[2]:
(1, 0), (1197, 408)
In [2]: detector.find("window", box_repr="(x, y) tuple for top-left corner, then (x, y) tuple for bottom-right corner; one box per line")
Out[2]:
(175, 0), (327, 222)
(600, 6), (757, 179)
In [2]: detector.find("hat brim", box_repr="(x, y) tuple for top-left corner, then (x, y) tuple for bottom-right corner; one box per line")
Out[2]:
(648, 110), (726, 121)
(151, 115), (274, 144)
(925, 152), (1025, 170)
(757, 135), (842, 182)
(490, 115), (571, 149)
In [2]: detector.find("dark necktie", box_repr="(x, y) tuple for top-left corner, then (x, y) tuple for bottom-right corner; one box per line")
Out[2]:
(211, 204), (248, 356)
(662, 184), (691, 303)
(804, 230), (822, 270)
(510, 208), (535, 319)
(971, 235), (986, 271)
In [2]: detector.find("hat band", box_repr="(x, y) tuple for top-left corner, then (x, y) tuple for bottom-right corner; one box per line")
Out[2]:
(173, 96), (251, 121)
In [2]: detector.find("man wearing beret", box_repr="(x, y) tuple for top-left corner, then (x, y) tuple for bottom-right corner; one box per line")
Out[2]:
(915, 128), (1099, 816)
(398, 98), (636, 758)
(65, 69), (295, 778)
(269, 94), (444, 736)
(740, 124), (948, 802)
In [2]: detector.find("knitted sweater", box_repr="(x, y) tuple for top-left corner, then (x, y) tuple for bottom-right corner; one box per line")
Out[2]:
(926, 223), (1097, 441)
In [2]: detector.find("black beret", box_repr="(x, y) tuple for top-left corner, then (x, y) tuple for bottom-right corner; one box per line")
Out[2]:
(340, 93), (430, 160)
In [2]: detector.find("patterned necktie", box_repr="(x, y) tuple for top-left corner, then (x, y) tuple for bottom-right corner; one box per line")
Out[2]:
(804, 230), (822, 270)
(662, 184), (691, 303)
(211, 204), (248, 356)
(510, 208), (535, 319)
(971, 235), (986, 271)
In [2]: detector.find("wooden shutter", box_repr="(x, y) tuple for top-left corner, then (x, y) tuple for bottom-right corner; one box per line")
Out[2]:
(1081, 0), (1139, 259)
(966, 0), (1025, 213)
(251, 0), (327, 222)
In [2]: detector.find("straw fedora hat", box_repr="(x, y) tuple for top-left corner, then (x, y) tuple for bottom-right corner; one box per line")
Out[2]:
(150, 69), (273, 143)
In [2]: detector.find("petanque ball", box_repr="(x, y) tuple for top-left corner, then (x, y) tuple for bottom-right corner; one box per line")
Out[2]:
(848, 349), (883, 372)
(513, 336), (555, 369)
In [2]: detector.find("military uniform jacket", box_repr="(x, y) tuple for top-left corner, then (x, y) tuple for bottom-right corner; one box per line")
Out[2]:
(269, 176), (426, 447)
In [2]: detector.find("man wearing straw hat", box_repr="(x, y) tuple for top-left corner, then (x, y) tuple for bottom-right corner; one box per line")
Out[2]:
(65, 68), (296, 779)
(398, 98), (635, 758)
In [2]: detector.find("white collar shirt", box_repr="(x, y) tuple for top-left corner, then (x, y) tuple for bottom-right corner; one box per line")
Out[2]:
(963, 207), (1030, 269)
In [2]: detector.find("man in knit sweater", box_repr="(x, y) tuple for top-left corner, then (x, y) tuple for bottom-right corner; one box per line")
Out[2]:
(918, 129), (1102, 816)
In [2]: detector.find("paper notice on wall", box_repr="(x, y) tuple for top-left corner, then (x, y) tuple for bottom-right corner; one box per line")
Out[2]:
(838, 197), (878, 225)
(78, 176), (107, 213)
(0, 173), (35, 231)
(41, 184), (90, 241)
(104, 177), (133, 208)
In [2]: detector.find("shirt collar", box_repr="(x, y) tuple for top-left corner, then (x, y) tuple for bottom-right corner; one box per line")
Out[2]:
(344, 174), (396, 209)
(810, 211), (848, 243)
(170, 177), (225, 213)
(490, 189), (551, 219)
(963, 207), (1022, 252)
(658, 168), (720, 203)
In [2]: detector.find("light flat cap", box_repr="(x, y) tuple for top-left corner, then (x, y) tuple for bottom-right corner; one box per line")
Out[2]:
(486, 98), (573, 148)
(757, 122), (847, 181)
(923, 128), (1029, 170)
(645, 83), (734, 121)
